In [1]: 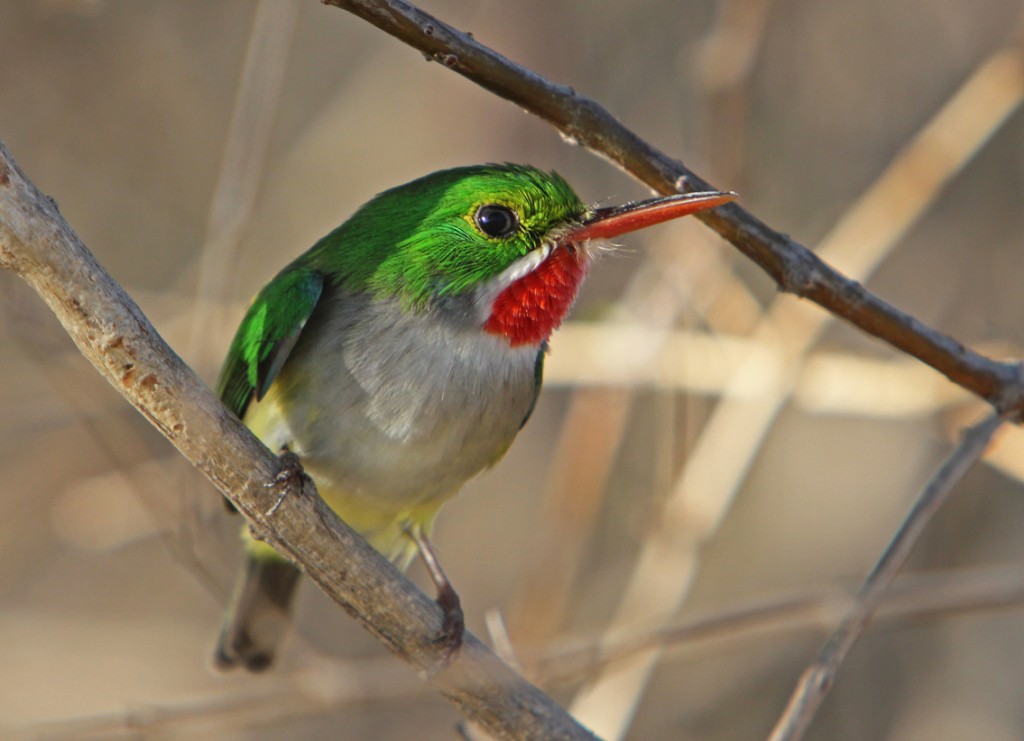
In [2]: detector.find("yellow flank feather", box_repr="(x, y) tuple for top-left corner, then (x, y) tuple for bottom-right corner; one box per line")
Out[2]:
(241, 383), (448, 569)
(243, 496), (440, 569)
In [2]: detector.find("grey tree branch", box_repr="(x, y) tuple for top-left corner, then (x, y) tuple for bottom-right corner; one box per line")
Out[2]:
(323, 0), (1024, 417)
(0, 143), (596, 741)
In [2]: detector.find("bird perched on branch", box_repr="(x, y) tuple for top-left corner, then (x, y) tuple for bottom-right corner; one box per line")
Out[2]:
(212, 163), (733, 671)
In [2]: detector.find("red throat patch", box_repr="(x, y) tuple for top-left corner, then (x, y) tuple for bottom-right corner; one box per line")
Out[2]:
(483, 247), (590, 347)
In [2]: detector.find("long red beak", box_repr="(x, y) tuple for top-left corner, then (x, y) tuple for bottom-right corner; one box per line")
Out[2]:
(561, 190), (736, 244)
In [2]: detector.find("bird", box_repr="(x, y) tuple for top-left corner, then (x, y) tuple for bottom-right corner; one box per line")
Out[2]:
(212, 163), (734, 671)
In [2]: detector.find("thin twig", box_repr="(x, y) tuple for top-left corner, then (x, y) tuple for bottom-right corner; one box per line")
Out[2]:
(318, 5), (1024, 735)
(534, 562), (1024, 687)
(768, 412), (1007, 741)
(323, 0), (1024, 416)
(568, 35), (1024, 738)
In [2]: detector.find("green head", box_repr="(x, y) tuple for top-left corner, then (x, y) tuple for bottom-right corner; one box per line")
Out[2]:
(309, 164), (587, 305)
(307, 163), (734, 346)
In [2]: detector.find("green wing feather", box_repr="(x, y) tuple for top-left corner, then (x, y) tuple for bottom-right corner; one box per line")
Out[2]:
(216, 266), (325, 419)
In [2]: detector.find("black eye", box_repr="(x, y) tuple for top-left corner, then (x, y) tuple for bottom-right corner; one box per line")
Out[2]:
(474, 204), (519, 238)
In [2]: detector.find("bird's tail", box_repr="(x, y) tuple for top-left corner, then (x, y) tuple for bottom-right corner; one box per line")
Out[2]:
(213, 554), (302, 672)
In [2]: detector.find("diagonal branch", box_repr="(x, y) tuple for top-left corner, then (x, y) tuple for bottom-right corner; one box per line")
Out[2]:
(323, 0), (1024, 416)
(566, 40), (1024, 737)
(0, 142), (596, 741)
(768, 411), (1007, 741)
(318, 3), (1024, 737)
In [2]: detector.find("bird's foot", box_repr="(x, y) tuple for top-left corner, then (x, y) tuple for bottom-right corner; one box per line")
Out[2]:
(265, 448), (310, 516)
(407, 524), (465, 670)
(432, 578), (465, 666)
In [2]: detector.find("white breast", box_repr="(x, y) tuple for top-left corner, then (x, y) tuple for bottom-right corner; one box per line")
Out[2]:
(243, 292), (540, 512)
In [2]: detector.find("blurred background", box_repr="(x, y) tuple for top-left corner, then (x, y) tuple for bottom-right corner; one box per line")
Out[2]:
(1, 1), (1023, 739)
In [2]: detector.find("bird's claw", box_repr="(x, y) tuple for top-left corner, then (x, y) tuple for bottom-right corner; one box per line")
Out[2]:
(405, 523), (465, 671)
(265, 449), (310, 516)
(432, 582), (465, 669)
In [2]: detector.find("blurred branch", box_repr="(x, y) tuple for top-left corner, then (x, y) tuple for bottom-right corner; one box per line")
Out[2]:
(548, 323), (975, 416)
(188, 0), (300, 373)
(568, 35), (1024, 739)
(29, 655), (422, 738)
(319, 4), (1024, 737)
(0, 143), (595, 741)
(323, 0), (1024, 416)
(536, 561), (1024, 686)
(768, 412), (1006, 741)
(44, 558), (1024, 740)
